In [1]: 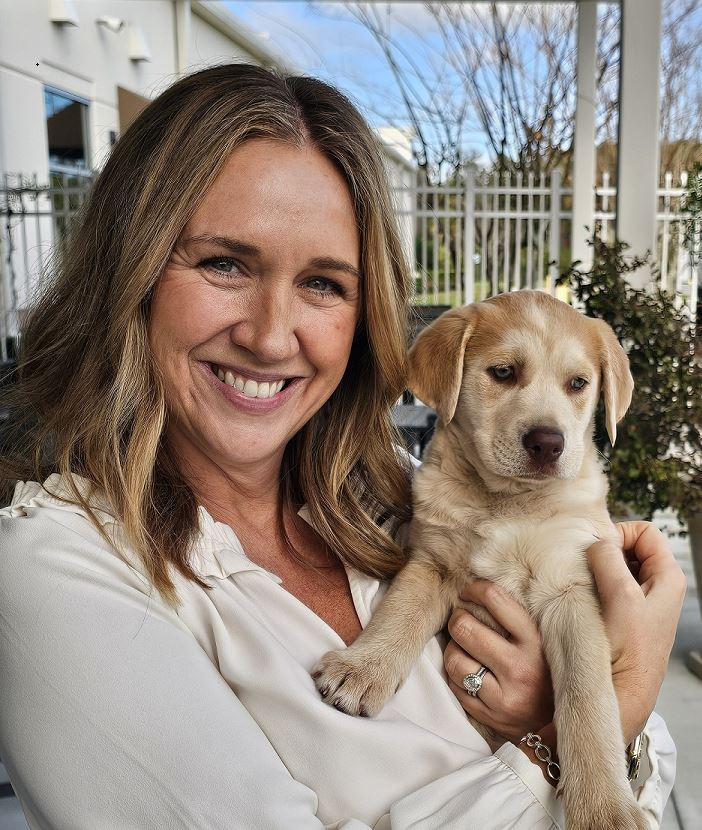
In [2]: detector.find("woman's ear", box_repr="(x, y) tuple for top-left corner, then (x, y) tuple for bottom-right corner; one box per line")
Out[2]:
(408, 306), (477, 424)
(592, 318), (634, 445)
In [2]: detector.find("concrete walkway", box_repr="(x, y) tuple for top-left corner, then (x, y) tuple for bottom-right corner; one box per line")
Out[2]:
(654, 512), (702, 830)
(1, 516), (701, 830)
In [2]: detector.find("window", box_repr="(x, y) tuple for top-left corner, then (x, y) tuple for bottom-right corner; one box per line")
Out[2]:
(44, 87), (89, 172)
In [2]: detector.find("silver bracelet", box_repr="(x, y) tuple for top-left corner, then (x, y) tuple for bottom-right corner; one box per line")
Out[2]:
(520, 732), (561, 782)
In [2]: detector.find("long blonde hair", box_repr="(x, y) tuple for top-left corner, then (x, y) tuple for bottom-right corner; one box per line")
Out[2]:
(1, 63), (413, 607)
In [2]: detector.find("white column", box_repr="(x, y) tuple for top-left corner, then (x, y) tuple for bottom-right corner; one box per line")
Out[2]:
(463, 167), (476, 305)
(571, 0), (598, 270)
(174, 0), (191, 76)
(549, 169), (561, 292)
(617, 0), (662, 287)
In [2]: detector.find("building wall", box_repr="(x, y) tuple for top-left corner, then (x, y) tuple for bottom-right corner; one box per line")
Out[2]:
(0, 0), (181, 177)
(0, 0), (276, 338)
(377, 128), (417, 270)
(0, 0), (274, 180)
(190, 12), (256, 68)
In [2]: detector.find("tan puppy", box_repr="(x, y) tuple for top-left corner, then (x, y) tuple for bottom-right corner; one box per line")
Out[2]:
(313, 291), (647, 830)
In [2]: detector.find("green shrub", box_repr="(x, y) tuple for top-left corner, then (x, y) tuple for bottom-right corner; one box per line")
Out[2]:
(559, 236), (702, 519)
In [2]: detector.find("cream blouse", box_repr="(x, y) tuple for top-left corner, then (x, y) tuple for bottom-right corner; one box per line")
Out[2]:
(0, 475), (675, 829)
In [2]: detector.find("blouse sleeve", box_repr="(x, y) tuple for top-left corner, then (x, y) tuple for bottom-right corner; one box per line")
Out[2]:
(381, 715), (675, 830)
(0, 507), (673, 830)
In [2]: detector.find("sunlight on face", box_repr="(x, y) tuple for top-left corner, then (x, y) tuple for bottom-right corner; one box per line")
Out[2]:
(149, 139), (361, 481)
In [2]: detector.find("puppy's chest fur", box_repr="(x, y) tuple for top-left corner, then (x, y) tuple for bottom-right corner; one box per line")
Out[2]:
(411, 434), (616, 611)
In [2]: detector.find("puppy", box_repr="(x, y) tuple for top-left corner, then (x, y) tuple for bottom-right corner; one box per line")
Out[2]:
(313, 291), (648, 830)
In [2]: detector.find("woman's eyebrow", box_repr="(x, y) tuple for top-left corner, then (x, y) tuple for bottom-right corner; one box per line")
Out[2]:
(182, 234), (260, 257)
(308, 257), (361, 280)
(181, 235), (360, 279)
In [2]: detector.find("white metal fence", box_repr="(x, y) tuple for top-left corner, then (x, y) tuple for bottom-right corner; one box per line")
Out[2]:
(394, 169), (700, 316)
(1, 168), (699, 362)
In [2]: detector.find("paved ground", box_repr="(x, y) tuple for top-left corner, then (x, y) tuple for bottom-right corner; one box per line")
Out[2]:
(1, 514), (701, 829)
(654, 512), (702, 830)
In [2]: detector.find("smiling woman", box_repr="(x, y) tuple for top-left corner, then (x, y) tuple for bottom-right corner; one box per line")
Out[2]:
(0, 64), (412, 600)
(150, 140), (362, 492)
(0, 63), (679, 830)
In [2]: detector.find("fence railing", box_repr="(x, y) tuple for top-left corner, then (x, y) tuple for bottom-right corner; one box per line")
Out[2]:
(1, 169), (699, 362)
(0, 172), (93, 360)
(393, 169), (700, 316)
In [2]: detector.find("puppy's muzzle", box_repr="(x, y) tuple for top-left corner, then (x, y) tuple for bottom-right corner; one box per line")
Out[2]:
(522, 427), (564, 470)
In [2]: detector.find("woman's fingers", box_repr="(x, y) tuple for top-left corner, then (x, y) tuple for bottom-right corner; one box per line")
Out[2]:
(615, 521), (687, 594)
(447, 607), (515, 676)
(447, 677), (499, 731)
(586, 524), (686, 740)
(615, 521), (664, 561)
(587, 539), (641, 602)
(449, 580), (554, 741)
(458, 579), (536, 644)
(443, 639), (500, 707)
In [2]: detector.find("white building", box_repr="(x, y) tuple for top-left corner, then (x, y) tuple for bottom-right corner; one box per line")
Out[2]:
(0, 0), (415, 350)
(0, 0), (302, 183)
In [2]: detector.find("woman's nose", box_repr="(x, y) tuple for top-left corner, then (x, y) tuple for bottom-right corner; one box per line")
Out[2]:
(230, 286), (300, 364)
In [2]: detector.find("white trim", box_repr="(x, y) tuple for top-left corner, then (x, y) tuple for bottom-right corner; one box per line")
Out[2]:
(377, 137), (415, 172)
(571, 1), (597, 270)
(617, 0), (663, 287)
(175, 0), (192, 75)
(191, 1), (297, 73)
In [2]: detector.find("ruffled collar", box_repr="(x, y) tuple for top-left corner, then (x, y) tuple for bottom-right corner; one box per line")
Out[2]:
(9, 474), (283, 583)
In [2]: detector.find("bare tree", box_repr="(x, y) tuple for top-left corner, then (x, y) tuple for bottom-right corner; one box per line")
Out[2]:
(658, 0), (702, 177)
(343, 2), (586, 182)
(335, 1), (702, 184)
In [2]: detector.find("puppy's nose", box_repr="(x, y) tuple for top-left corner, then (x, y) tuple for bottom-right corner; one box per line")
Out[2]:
(522, 428), (564, 465)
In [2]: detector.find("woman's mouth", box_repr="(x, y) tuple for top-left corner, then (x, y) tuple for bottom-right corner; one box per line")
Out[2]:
(208, 363), (294, 400)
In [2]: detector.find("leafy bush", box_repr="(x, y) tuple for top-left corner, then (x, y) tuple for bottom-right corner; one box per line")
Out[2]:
(559, 236), (702, 519)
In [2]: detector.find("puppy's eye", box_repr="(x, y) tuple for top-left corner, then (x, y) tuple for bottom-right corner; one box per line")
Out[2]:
(490, 366), (514, 381)
(570, 376), (588, 390)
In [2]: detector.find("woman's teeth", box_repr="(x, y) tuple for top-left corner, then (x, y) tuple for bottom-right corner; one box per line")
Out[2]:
(215, 367), (286, 398)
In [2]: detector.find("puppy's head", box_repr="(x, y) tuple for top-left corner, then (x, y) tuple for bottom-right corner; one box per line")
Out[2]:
(408, 291), (633, 482)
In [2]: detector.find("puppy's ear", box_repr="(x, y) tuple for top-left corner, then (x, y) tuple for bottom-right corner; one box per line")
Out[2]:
(592, 318), (634, 445)
(408, 306), (477, 423)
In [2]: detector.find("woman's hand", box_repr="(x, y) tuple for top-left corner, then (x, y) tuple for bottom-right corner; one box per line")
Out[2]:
(588, 521), (686, 744)
(443, 580), (554, 745)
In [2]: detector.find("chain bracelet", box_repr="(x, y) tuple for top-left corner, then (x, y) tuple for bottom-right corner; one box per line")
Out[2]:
(520, 732), (561, 782)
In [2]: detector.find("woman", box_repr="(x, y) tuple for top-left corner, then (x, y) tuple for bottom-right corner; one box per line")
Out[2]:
(0, 63), (684, 829)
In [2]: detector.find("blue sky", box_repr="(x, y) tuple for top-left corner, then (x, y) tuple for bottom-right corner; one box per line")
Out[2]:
(226, 2), (427, 127)
(224, 2), (581, 167)
(226, 1), (702, 174)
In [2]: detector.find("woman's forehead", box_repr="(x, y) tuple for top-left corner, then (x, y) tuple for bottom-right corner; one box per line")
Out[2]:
(183, 139), (360, 267)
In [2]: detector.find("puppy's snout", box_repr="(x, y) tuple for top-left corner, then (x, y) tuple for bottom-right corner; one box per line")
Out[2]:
(522, 428), (564, 465)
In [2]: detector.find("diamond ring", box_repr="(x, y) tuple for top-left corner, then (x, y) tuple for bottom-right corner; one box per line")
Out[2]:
(462, 665), (490, 697)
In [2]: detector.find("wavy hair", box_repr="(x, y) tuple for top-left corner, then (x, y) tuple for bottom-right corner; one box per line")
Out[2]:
(0, 63), (413, 607)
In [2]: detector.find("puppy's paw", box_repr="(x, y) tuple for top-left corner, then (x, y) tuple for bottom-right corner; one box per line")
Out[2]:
(312, 648), (405, 717)
(562, 779), (649, 830)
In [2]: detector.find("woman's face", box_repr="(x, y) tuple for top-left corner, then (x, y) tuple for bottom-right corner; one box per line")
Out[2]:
(149, 139), (361, 480)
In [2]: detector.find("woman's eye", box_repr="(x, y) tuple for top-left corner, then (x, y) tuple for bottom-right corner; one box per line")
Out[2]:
(306, 277), (344, 297)
(570, 376), (588, 390)
(200, 257), (242, 276)
(489, 365), (514, 381)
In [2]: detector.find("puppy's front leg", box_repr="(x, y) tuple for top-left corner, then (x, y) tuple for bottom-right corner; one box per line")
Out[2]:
(313, 556), (456, 716)
(536, 585), (648, 830)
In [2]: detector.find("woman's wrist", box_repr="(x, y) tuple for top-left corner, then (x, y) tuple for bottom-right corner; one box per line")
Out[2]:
(515, 722), (559, 786)
(514, 697), (648, 789)
(614, 678), (653, 745)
